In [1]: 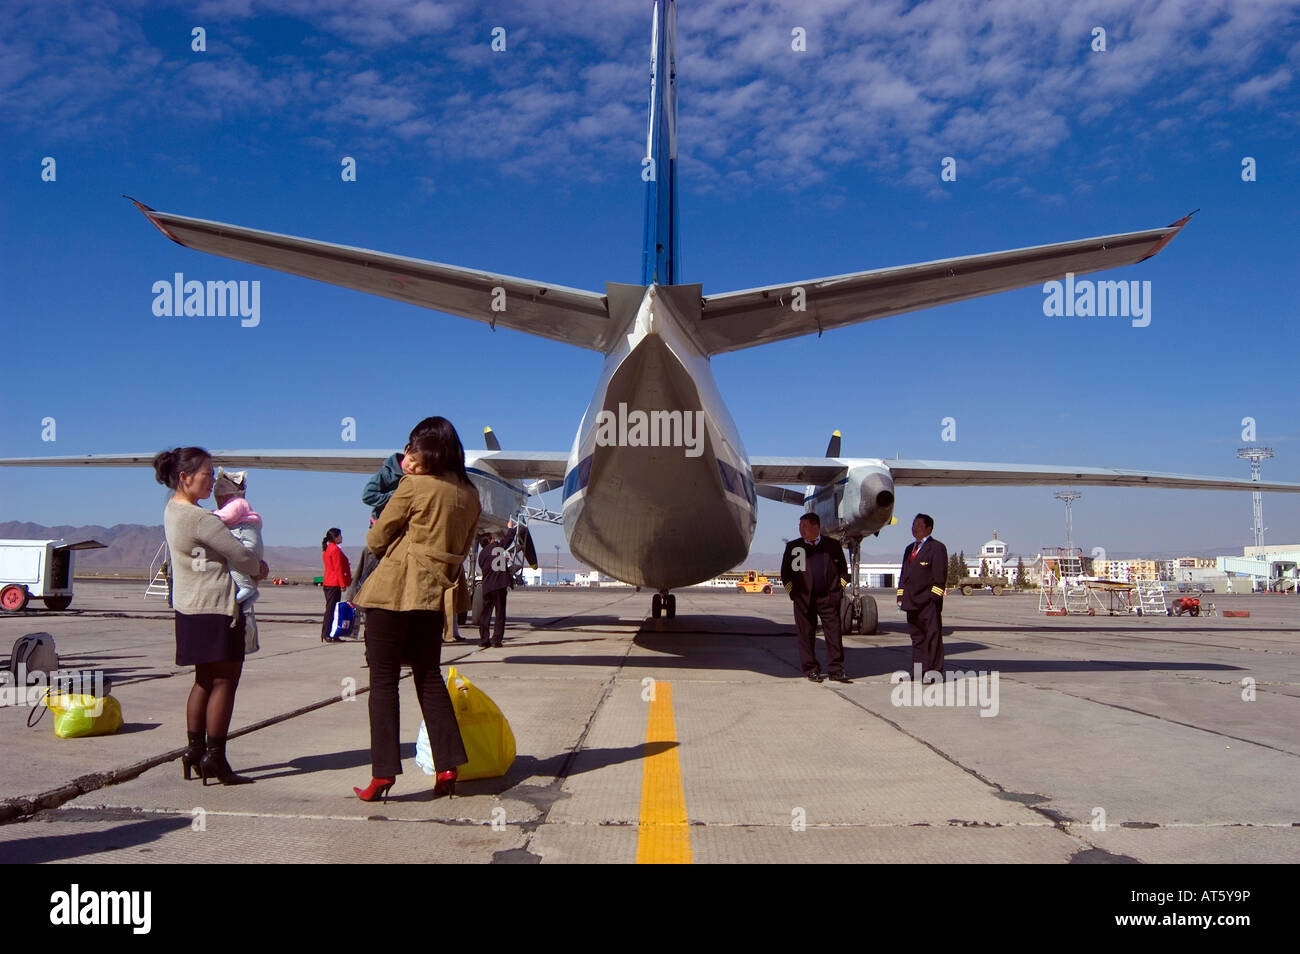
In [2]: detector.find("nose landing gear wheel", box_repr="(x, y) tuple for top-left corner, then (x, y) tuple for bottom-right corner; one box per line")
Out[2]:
(840, 594), (877, 634)
(665, 594), (676, 618)
(652, 593), (662, 618)
(651, 592), (675, 618)
(859, 594), (877, 634)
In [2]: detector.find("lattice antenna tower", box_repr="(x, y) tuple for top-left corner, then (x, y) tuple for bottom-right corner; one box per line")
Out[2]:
(1236, 446), (1274, 549)
(1054, 491), (1082, 551)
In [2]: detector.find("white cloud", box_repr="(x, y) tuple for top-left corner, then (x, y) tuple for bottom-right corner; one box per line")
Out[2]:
(1233, 66), (1293, 104)
(3, 0), (1298, 192)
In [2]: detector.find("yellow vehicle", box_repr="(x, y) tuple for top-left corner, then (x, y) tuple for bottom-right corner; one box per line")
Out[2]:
(736, 570), (774, 594)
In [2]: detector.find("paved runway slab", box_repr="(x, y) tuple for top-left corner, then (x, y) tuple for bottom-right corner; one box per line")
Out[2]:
(1, 581), (1295, 863)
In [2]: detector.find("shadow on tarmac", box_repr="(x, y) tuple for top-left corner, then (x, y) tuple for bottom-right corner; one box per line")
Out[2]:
(0, 813), (190, 864)
(464, 628), (1245, 680)
(237, 741), (673, 799)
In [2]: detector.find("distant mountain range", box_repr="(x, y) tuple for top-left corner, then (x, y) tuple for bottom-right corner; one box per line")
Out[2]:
(0, 521), (1232, 578)
(0, 521), (333, 575)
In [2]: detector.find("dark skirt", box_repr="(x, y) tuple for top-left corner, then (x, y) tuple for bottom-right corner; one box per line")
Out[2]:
(175, 611), (246, 666)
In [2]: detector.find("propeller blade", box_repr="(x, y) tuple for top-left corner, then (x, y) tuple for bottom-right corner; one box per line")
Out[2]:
(825, 429), (841, 458)
(484, 426), (501, 451)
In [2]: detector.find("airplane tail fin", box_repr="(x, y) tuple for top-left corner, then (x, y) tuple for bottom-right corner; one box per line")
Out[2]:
(641, 0), (680, 286)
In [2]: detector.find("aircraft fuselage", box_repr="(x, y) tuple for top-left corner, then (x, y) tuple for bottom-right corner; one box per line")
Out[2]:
(561, 284), (757, 589)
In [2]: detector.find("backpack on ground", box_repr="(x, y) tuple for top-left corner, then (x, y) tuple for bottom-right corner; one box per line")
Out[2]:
(9, 633), (59, 684)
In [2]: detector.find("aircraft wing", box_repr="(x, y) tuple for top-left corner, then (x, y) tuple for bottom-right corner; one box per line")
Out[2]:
(0, 450), (393, 474)
(470, 451), (568, 482)
(129, 200), (615, 351)
(888, 459), (1300, 492)
(0, 449), (572, 483)
(696, 215), (1193, 355)
(749, 456), (1300, 494)
(750, 457), (848, 485)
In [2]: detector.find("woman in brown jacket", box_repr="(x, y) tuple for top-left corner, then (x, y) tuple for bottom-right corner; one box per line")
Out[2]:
(353, 417), (481, 802)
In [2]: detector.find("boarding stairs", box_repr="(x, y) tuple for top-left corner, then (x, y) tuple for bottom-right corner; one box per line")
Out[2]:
(1037, 548), (1084, 613)
(1064, 586), (1091, 614)
(144, 542), (170, 600)
(1133, 579), (1168, 616)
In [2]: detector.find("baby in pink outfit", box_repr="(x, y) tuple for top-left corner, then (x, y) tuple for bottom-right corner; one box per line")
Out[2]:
(213, 495), (263, 606)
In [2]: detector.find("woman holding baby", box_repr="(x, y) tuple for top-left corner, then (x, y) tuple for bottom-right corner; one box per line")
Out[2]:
(351, 417), (479, 802)
(153, 447), (268, 786)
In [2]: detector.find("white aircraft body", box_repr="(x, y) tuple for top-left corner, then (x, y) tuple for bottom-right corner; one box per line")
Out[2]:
(5, 0), (1298, 628)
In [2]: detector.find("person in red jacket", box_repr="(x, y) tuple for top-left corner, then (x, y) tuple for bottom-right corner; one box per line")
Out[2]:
(321, 528), (352, 642)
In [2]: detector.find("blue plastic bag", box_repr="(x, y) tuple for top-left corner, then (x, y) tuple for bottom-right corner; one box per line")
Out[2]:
(330, 601), (356, 639)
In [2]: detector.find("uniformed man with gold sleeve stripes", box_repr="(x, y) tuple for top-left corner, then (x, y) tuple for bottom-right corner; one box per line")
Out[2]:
(897, 513), (947, 678)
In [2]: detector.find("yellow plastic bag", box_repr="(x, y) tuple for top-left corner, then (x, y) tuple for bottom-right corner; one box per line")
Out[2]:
(45, 691), (123, 739)
(442, 667), (515, 780)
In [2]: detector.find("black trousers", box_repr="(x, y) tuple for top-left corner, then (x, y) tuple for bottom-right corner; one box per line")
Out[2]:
(363, 607), (468, 778)
(793, 591), (844, 676)
(479, 588), (507, 643)
(321, 586), (342, 640)
(906, 601), (944, 676)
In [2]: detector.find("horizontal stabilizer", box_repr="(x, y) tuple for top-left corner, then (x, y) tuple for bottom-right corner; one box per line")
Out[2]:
(698, 216), (1193, 355)
(129, 200), (615, 351)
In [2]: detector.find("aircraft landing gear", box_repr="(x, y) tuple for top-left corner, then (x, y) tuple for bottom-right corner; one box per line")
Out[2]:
(651, 591), (676, 619)
(840, 538), (878, 635)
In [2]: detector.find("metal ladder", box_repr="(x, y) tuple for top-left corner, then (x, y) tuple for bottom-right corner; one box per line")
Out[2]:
(1133, 579), (1167, 616)
(1064, 586), (1090, 614)
(144, 541), (170, 600)
(1038, 548), (1084, 613)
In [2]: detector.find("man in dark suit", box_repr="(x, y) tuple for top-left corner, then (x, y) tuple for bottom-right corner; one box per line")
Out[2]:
(780, 513), (851, 683)
(476, 520), (516, 647)
(897, 513), (947, 678)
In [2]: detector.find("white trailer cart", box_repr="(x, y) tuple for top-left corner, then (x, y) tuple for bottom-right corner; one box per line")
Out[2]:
(0, 539), (107, 611)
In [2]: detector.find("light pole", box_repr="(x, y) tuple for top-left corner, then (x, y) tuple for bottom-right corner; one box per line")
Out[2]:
(554, 545), (560, 585)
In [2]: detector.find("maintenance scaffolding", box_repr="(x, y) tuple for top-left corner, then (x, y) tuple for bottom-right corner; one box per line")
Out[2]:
(1037, 547), (1084, 614)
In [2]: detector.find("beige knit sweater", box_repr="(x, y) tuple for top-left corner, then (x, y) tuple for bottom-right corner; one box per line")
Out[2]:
(164, 499), (262, 618)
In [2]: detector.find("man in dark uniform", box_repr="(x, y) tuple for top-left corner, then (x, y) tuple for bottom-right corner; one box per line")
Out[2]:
(897, 513), (947, 678)
(780, 513), (851, 683)
(476, 520), (516, 647)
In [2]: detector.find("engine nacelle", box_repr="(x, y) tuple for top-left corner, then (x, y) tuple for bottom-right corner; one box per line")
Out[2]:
(811, 462), (895, 538)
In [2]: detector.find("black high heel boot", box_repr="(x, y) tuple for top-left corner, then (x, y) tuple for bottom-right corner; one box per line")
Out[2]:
(200, 736), (254, 786)
(182, 731), (205, 780)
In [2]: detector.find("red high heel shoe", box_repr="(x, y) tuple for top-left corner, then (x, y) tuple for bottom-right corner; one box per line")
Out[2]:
(433, 768), (457, 798)
(353, 777), (395, 802)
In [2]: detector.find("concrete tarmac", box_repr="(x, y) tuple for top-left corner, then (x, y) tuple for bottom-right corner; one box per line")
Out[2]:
(0, 581), (1296, 863)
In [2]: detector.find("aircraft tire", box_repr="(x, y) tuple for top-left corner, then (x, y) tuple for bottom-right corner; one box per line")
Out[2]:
(840, 594), (860, 634)
(860, 595), (877, 635)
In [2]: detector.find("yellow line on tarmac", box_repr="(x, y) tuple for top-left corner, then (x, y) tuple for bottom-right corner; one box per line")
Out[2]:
(636, 681), (692, 864)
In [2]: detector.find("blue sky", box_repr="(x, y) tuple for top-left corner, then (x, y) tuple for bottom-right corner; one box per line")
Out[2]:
(2, 0), (1298, 566)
